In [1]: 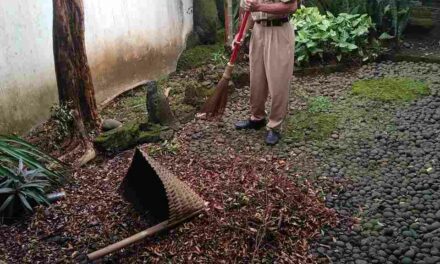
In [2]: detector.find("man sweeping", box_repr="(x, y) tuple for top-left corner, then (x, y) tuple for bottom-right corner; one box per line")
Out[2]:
(234, 0), (297, 145)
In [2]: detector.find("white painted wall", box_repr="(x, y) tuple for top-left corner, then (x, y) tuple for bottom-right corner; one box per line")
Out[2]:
(0, 0), (193, 134)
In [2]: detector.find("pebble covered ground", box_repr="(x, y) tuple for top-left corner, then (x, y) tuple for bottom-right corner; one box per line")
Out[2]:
(303, 62), (440, 264)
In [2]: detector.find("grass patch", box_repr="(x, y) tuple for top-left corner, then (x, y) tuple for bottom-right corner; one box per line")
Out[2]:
(286, 111), (339, 142)
(308, 96), (332, 113)
(352, 78), (429, 102)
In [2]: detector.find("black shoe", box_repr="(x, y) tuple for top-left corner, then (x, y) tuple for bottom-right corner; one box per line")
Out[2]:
(266, 130), (281, 146)
(235, 119), (267, 130)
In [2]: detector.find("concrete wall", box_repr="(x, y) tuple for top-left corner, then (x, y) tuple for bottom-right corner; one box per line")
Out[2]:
(0, 0), (193, 134)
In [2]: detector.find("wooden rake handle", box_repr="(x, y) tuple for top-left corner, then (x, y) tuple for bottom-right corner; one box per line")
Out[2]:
(86, 209), (204, 261)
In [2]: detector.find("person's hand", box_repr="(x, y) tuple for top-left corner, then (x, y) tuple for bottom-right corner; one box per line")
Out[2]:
(244, 0), (260, 12)
(231, 33), (244, 49)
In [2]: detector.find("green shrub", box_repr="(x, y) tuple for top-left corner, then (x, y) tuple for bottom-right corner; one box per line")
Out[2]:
(307, 0), (368, 15)
(352, 77), (430, 101)
(0, 160), (50, 218)
(50, 104), (74, 142)
(0, 135), (66, 220)
(291, 7), (378, 66)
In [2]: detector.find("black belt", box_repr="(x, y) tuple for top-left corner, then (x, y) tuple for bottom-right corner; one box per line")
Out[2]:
(256, 17), (289, 27)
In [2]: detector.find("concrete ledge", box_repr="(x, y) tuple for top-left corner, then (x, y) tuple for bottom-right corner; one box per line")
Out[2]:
(393, 51), (440, 64)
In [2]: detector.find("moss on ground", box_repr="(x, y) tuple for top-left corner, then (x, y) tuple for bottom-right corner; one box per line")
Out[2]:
(101, 88), (146, 123)
(286, 111), (339, 142)
(177, 30), (226, 71)
(352, 78), (429, 102)
(177, 44), (225, 71)
(308, 96), (333, 113)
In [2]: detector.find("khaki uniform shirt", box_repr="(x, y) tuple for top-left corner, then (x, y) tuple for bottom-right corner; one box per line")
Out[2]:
(240, 0), (294, 21)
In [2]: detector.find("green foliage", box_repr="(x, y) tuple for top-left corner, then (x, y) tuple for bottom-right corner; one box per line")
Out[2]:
(0, 135), (66, 185)
(307, 0), (413, 44)
(292, 7), (378, 66)
(308, 96), (333, 113)
(307, 0), (368, 15)
(50, 104), (74, 142)
(367, 0), (412, 43)
(0, 136), (66, 220)
(0, 160), (50, 218)
(211, 50), (228, 65)
(352, 78), (430, 101)
(148, 139), (180, 156)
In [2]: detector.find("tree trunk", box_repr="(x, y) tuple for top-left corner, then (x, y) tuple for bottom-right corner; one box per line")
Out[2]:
(53, 0), (99, 131)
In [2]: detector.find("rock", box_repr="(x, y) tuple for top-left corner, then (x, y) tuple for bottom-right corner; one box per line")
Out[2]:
(183, 80), (215, 108)
(94, 120), (163, 153)
(402, 257), (413, 264)
(232, 66), (250, 89)
(145, 81), (176, 127)
(102, 119), (122, 131)
(436, 210), (440, 220)
(355, 260), (368, 264)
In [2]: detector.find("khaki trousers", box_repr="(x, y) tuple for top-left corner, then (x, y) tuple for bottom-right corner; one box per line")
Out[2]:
(249, 22), (295, 130)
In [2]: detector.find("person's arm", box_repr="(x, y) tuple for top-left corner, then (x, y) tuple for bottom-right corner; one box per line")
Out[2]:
(244, 0), (297, 15)
(232, 13), (254, 48)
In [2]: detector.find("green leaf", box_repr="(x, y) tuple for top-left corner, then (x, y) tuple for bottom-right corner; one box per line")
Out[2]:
(379, 32), (394, 40)
(18, 193), (33, 211)
(0, 188), (15, 194)
(0, 194), (15, 212)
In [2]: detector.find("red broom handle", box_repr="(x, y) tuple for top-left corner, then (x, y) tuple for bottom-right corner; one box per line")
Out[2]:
(229, 11), (251, 64)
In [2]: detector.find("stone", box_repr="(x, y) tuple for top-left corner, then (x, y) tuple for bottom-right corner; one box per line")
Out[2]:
(102, 119), (122, 131)
(94, 120), (163, 153)
(402, 257), (413, 264)
(145, 81), (176, 127)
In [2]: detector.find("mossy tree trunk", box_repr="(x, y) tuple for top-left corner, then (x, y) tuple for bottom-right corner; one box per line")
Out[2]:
(53, 0), (99, 131)
(53, 0), (98, 166)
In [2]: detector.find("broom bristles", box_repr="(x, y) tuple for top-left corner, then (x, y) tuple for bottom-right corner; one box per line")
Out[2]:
(200, 77), (230, 117)
(200, 62), (235, 117)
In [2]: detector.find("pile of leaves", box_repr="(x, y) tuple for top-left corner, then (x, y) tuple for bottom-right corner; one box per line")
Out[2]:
(0, 125), (336, 263)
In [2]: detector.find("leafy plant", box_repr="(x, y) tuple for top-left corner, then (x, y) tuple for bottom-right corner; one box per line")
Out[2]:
(367, 0), (412, 44)
(0, 135), (66, 185)
(0, 136), (66, 220)
(0, 160), (50, 218)
(291, 7), (377, 66)
(51, 103), (74, 142)
(211, 50), (228, 65)
(307, 0), (368, 15)
(148, 139), (180, 156)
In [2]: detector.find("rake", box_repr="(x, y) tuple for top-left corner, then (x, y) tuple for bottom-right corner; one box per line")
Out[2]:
(87, 148), (205, 261)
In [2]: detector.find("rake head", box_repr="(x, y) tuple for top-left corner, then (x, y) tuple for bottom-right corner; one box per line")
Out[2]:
(119, 148), (205, 224)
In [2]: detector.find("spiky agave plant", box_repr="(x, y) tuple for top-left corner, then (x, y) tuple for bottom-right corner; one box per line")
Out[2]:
(0, 135), (66, 185)
(0, 160), (50, 218)
(0, 135), (67, 220)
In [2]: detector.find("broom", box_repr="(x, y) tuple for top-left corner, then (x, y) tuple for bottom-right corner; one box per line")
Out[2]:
(200, 11), (251, 117)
